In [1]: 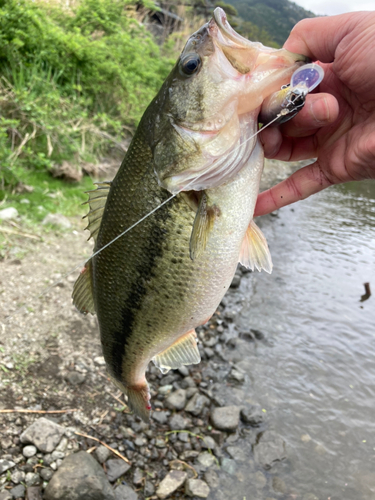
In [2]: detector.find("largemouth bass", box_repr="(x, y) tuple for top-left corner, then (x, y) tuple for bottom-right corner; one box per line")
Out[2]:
(72, 8), (308, 421)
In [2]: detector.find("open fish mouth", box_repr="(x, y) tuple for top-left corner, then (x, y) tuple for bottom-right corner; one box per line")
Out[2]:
(210, 7), (307, 74)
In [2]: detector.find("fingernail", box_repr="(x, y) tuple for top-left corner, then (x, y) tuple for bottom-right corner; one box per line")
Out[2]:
(311, 97), (330, 124)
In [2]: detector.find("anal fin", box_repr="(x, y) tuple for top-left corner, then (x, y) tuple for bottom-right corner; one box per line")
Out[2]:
(72, 260), (95, 314)
(239, 219), (273, 273)
(152, 330), (201, 374)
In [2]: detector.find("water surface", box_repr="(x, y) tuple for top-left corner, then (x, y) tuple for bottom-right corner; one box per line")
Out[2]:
(217, 180), (375, 499)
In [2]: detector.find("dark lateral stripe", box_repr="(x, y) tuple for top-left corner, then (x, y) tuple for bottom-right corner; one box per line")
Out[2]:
(109, 194), (172, 382)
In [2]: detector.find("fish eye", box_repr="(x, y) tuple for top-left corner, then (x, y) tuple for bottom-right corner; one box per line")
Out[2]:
(180, 54), (201, 77)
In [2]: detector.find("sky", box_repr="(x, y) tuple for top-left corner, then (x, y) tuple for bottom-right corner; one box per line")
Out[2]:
(293, 0), (375, 16)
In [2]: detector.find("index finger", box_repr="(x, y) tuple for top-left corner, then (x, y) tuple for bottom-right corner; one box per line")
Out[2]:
(284, 12), (367, 63)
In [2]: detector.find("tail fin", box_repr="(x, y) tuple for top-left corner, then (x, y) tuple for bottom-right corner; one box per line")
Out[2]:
(125, 383), (151, 422)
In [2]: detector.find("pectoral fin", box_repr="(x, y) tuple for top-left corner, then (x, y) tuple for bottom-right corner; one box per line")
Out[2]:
(72, 260), (95, 314)
(189, 193), (218, 260)
(239, 220), (272, 273)
(152, 330), (201, 374)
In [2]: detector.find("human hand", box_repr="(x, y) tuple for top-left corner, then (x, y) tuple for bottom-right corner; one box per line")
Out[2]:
(255, 12), (375, 216)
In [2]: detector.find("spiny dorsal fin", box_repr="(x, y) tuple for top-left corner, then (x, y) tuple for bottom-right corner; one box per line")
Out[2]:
(239, 219), (273, 273)
(82, 181), (111, 243)
(189, 193), (219, 260)
(152, 330), (201, 374)
(72, 260), (95, 314)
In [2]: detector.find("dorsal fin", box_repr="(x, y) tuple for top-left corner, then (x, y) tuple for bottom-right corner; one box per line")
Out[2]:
(72, 260), (95, 315)
(82, 181), (111, 243)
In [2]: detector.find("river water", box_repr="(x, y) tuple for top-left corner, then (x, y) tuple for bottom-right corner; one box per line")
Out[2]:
(216, 180), (375, 499)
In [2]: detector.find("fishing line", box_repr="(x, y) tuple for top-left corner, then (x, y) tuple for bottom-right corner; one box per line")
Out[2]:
(2, 109), (289, 323)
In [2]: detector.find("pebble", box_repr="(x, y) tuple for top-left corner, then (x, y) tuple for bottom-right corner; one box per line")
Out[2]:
(0, 492), (12, 500)
(66, 371), (86, 385)
(254, 470), (267, 489)
(94, 356), (106, 366)
(197, 452), (215, 469)
(25, 486), (43, 500)
(185, 478), (210, 498)
(133, 467), (143, 486)
(44, 451), (115, 500)
(42, 213), (71, 229)
(20, 417), (65, 453)
(105, 458), (131, 482)
(156, 470), (187, 499)
(114, 484), (138, 500)
(153, 411), (169, 425)
(169, 414), (188, 431)
(144, 481), (155, 496)
(10, 484), (25, 499)
(186, 387), (198, 399)
(0, 207), (18, 220)
(185, 393), (210, 416)
(226, 446), (247, 462)
(201, 436), (216, 451)
(301, 434), (312, 443)
(210, 406), (240, 432)
(158, 385), (173, 395)
(40, 468), (54, 481)
(10, 469), (25, 484)
(178, 366), (189, 377)
(95, 445), (112, 464)
(165, 389), (187, 410)
(25, 472), (40, 486)
(0, 458), (15, 474)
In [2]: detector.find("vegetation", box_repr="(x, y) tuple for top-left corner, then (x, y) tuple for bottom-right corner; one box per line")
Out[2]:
(0, 0), (314, 240)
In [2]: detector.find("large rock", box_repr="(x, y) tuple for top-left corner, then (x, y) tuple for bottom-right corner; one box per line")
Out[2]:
(253, 431), (287, 469)
(240, 406), (264, 426)
(156, 471), (187, 499)
(185, 479), (210, 498)
(210, 406), (240, 432)
(20, 417), (65, 453)
(44, 451), (115, 500)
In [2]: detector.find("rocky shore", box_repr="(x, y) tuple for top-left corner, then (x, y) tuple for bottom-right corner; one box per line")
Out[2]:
(0, 160), (319, 500)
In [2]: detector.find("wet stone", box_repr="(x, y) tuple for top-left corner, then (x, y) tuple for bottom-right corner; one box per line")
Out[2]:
(226, 446), (247, 462)
(241, 406), (264, 426)
(20, 418), (65, 453)
(185, 478), (210, 498)
(220, 457), (237, 475)
(254, 470), (267, 489)
(253, 431), (287, 469)
(204, 470), (219, 489)
(105, 458), (131, 482)
(114, 484), (138, 500)
(272, 476), (287, 493)
(156, 470), (187, 499)
(95, 445), (111, 464)
(10, 484), (25, 499)
(44, 451), (115, 500)
(211, 406), (240, 432)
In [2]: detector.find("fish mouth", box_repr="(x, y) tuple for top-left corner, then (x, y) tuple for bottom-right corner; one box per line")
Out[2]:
(210, 7), (308, 74)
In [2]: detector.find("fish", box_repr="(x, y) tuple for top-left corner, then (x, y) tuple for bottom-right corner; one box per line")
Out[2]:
(72, 7), (308, 421)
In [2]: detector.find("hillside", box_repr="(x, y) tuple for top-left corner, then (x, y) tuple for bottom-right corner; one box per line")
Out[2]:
(225, 0), (315, 45)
